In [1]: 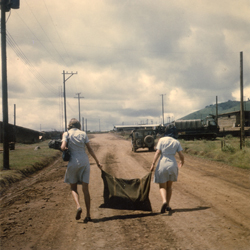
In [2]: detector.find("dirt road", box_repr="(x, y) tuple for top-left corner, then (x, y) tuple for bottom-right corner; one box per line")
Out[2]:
(1, 133), (250, 250)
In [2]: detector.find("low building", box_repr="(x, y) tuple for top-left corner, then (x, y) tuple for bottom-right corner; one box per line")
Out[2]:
(217, 110), (250, 136)
(0, 122), (40, 143)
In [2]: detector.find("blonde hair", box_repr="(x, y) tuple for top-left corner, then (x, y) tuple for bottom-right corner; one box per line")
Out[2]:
(68, 118), (81, 130)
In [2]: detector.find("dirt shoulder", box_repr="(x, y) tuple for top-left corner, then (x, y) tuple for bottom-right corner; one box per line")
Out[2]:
(0, 133), (249, 249)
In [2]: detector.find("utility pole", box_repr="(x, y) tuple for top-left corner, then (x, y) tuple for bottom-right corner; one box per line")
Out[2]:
(62, 70), (77, 131)
(14, 104), (16, 126)
(14, 104), (16, 143)
(1, 0), (9, 169)
(216, 96), (218, 125)
(59, 86), (64, 132)
(160, 94), (166, 125)
(1, 0), (20, 169)
(240, 51), (244, 149)
(82, 117), (84, 131)
(74, 93), (84, 123)
(85, 118), (87, 133)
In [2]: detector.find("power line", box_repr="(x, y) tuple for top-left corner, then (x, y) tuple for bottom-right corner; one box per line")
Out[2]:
(24, 0), (68, 66)
(6, 30), (58, 96)
(14, 11), (61, 64)
(42, 0), (73, 66)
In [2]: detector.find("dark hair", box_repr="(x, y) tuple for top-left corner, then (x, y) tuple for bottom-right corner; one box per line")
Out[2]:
(68, 118), (81, 130)
(164, 124), (177, 139)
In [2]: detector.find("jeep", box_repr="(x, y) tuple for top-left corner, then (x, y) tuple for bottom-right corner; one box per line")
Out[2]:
(131, 128), (155, 152)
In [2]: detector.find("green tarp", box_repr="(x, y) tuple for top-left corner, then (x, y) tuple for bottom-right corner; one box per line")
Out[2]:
(100, 170), (152, 211)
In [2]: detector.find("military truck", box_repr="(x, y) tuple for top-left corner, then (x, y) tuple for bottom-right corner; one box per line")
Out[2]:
(131, 128), (156, 152)
(158, 116), (218, 140)
(174, 116), (219, 140)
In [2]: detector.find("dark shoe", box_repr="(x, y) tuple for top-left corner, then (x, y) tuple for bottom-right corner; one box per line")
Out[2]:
(160, 202), (167, 213)
(76, 208), (82, 220)
(166, 206), (172, 211)
(83, 216), (92, 223)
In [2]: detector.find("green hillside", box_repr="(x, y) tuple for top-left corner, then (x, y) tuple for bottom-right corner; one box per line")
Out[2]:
(180, 100), (250, 120)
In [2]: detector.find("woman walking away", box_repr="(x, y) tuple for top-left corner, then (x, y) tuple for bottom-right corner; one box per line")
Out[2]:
(150, 124), (184, 213)
(61, 118), (102, 223)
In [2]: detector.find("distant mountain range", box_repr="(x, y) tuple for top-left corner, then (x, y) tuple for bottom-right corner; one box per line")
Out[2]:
(180, 100), (250, 120)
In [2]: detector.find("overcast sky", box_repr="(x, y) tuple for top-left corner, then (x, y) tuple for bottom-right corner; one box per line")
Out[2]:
(1, 0), (250, 131)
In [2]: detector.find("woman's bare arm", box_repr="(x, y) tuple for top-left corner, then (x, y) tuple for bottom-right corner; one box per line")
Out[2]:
(61, 140), (67, 151)
(178, 151), (184, 168)
(150, 149), (161, 172)
(86, 142), (102, 169)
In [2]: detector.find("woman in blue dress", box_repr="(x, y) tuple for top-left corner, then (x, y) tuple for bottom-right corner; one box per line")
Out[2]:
(61, 118), (102, 222)
(150, 124), (184, 213)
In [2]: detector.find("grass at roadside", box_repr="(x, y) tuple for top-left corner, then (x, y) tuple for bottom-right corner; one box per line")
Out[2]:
(179, 136), (250, 169)
(122, 132), (250, 170)
(0, 140), (61, 189)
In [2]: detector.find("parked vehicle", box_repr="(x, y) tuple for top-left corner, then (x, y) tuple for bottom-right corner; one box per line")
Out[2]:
(48, 139), (62, 150)
(130, 128), (156, 152)
(173, 116), (219, 140)
(155, 116), (219, 140)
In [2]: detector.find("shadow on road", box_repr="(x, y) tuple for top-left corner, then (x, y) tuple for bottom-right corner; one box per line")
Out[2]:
(168, 206), (210, 216)
(77, 206), (210, 224)
(90, 212), (159, 223)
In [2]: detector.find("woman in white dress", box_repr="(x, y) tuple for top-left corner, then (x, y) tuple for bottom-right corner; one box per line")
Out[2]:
(61, 118), (102, 222)
(150, 124), (184, 213)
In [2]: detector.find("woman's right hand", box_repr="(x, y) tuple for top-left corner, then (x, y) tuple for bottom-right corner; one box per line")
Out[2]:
(150, 163), (155, 172)
(61, 140), (67, 151)
(97, 163), (103, 170)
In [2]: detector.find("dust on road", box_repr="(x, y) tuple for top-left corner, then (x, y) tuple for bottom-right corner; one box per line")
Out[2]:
(1, 133), (249, 250)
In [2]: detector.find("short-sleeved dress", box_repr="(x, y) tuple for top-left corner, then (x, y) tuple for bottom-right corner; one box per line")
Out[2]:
(62, 128), (90, 184)
(154, 136), (183, 183)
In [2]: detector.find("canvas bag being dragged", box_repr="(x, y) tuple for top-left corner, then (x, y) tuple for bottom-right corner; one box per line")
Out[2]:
(100, 170), (152, 211)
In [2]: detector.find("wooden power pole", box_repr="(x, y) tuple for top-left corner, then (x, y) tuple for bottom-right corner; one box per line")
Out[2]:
(1, 0), (9, 169)
(240, 51), (244, 149)
(74, 93), (84, 123)
(82, 117), (84, 131)
(62, 70), (77, 131)
(216, 96), (218, 125)
(160, 94), (166, 125)
(1, 0), (20, 169)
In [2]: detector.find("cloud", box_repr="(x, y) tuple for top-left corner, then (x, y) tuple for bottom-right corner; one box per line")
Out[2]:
(232, 84), (250, 101)
(1, 0), (249, 131)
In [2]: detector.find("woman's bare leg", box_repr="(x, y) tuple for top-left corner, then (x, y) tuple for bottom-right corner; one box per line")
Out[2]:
(159, 182), (167, 204)
(70, 183), (81, 209)
(166, 181), (173, 207)
(82, 182), (91, 217)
